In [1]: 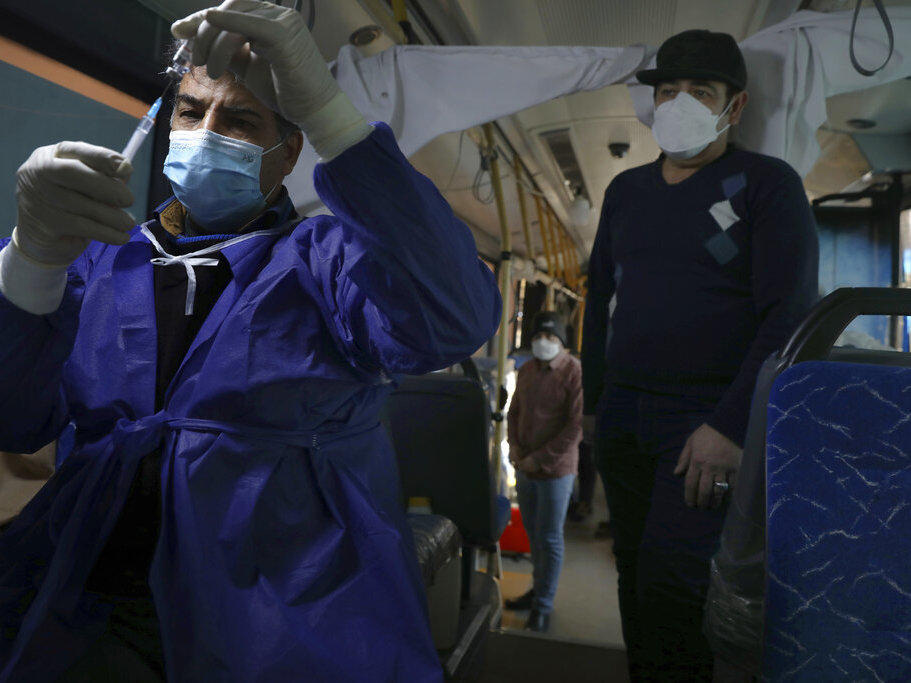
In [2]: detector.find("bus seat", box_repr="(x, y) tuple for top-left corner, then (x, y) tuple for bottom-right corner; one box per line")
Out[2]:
(764, 360), (911, 681)
(383, 371), (506, 677)
(383, 374), (504, 548)
(408, 513), (462, 651)
(705, 288), (911, 678)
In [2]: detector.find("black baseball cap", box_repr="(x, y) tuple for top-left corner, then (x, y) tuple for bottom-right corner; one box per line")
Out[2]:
(531, 311), (567, 347)
(636, 29), (747, 92)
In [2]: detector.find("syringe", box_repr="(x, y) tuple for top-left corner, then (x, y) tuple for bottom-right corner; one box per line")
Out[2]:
(165, 39), (194, 82)
(119, 97), (163, 172)
(116, 39), (193, 174)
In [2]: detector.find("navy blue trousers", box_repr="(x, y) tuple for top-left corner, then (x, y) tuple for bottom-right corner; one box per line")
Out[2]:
(595, 384), (729, 682)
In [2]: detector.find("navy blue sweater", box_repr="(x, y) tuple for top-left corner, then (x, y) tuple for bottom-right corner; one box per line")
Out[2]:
(581, 149), (819, 446)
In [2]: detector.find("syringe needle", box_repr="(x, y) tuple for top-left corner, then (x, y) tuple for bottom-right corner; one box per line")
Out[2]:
(115, 38), (191, 175)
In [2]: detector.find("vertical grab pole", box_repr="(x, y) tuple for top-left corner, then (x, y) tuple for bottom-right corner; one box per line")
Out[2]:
(547, 209), (564, 284)
(546, 209), (561, 310)
(484, 123), (511, 492)
(557, 222), (575, 289)
(571, 244), (581, 288)
(391, 0), (408, 23)
(514, 156), (535, 262)
(555, 224), (564, 283)
(561, 222), (570, 286)
(567, 231), (580, 290)
(576, 293), (586, 352)
(359, 0), (407, 44)
(390, 0), (420, 45)
(533, 195), (556, 310)
(545, 207), (555, 277)
(534, 194), (555, 276)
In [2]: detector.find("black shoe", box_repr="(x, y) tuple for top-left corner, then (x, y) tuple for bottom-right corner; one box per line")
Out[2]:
(525, 609), (550, 633)
(504, 589), (535, 611)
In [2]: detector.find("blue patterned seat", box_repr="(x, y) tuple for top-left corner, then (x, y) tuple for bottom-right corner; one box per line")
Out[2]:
(764, 361), (911, 681)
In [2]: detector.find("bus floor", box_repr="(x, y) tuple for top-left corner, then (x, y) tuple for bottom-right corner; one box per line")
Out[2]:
(481, 482), (630, 682)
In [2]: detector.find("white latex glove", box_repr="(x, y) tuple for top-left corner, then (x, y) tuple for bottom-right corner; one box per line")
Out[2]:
(14, 142), (134, 267)
(0, 142), (134, 315)
(172, 0), (372, 160)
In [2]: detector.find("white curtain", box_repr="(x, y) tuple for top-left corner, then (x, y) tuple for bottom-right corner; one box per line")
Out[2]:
(285, 7), (911, 210)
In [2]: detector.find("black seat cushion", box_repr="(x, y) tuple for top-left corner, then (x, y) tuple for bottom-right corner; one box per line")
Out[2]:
(407, 514), (461, 586)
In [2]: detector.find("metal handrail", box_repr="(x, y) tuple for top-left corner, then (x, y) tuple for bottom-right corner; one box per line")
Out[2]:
(779, 287), (911, 365)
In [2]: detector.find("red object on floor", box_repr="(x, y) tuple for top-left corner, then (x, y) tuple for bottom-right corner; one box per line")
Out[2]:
(499, 504), (531, 554)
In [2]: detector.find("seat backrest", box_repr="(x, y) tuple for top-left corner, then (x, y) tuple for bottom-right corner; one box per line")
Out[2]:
(763, 360), (911, 681)
(382, 375), (498, 546)
(706, 288), (911, 676)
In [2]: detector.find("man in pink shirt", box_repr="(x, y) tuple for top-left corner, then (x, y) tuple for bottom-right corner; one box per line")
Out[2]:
(506, 312), (583, 632)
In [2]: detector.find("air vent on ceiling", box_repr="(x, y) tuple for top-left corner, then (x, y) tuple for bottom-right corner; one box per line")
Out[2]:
(539, 128), (589, 202)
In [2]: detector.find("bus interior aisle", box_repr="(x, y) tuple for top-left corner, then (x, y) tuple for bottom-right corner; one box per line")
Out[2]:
(490, 483), (629, 682)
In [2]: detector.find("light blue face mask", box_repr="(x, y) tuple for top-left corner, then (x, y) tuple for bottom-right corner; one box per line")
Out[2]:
(163, 129), (283, 231)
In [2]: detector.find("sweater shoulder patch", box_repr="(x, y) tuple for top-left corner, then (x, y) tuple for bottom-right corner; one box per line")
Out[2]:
(722, 172), (747, 199)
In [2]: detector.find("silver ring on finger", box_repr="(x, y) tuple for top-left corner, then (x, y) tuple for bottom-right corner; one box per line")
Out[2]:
(713, 480), (730, 493)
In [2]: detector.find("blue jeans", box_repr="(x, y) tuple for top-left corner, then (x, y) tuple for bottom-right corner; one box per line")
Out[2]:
(595, 383), (729, 682)
(515, 472), (575, 614)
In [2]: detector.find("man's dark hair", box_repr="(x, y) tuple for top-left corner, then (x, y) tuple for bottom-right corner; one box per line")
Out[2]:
(165, 41), (301, 142)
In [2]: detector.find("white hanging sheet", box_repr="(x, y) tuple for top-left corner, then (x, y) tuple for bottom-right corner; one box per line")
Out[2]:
(285, 7), (911, 210)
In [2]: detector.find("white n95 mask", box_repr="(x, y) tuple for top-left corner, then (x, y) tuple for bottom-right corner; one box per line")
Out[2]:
(651, 92), (733, 160)
(532, 338), (561, 362)
(163, 129), (282, 231)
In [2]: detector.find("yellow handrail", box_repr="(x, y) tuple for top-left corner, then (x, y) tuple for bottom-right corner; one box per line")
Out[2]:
(514, 156), (535, 262)
(547, 209), (564, 284)
(534, 194), (554, 276)
(391, 0), (408, 24)
(575, 251), (583, 289)
(359, 0), (406, 44)
(568, 235), (580, 290)
(544, 207), (556, 279)
(575, 294), (586, 352)
(557, 225), (573, 289)
(568, 233), (579, 290)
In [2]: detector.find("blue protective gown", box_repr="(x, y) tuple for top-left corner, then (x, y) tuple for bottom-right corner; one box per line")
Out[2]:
(0, 123), (501, 682)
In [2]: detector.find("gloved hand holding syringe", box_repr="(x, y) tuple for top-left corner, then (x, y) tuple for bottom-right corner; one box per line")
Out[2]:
(1, 40), (194, 315)
(117, 39), (194, 174)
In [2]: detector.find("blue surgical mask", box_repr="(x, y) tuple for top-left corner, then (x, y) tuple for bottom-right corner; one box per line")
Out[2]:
(163, 129), (283, 231)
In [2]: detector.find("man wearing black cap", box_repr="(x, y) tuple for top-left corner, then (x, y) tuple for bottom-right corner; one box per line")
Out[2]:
(506, 311), (583, 633)
(582, 30), (818, 680)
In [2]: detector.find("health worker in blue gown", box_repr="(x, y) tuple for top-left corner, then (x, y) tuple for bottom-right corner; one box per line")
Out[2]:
(0, 2), (501, 680)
